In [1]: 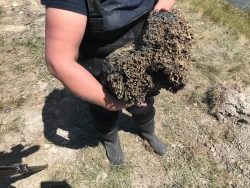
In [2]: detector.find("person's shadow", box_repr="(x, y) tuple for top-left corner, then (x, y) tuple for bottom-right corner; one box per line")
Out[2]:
(42, 88), (138, 150)
(0, 144), (40, 188)
(40, 180), (71, 188)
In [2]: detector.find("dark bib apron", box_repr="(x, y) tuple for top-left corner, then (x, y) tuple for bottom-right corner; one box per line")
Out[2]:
(77, 1), (155, 130)
(78, 12), (149, 78)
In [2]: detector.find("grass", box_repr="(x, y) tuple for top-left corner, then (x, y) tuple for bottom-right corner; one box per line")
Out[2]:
(16, 36), (45, 54)
(9, 116), (22, 132)
(0, 95), (26, 112)
(0, 37), (4, 46)
(45, 147), (133, 187)
(178, 0), (250, 38)
(0, 116), (22, 140)
(0, 6), (3, 18)
(194, 62), (221, 76)
(15, 36), (54, 81)
(162, 155), (235, 187)
(227, 63), (246, 72)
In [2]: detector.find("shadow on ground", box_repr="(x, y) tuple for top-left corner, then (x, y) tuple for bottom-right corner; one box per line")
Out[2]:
(40, 180), (71, 188)
(42, 88), (139, 150)
(0, 89), (142, 187)
(0, 144), (41, 188)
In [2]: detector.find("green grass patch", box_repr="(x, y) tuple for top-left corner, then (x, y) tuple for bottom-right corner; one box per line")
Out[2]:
(13, 36), (46, 75)
(0, 116), (22, 137)
(0, 37), (4, 46)
(14, 63), (26, 73)
(79, 157), (132, 187)
(227, 63), (246, 73)
(0, 70), (4, 76)
(98, 165), (132, 188)
(178, 0), (250, 38)
(47, 147), (133, 187)
(162, 153), (235, 187)
(0, 96), (26, 114)
(195, 62), (221, 75)
(0, 6), (3, 18)
(194, 62), (220, 84)
(16, 36), (45, 53)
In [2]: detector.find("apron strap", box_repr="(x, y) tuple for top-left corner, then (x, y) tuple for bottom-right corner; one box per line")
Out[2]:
(85, 0), (105, 38)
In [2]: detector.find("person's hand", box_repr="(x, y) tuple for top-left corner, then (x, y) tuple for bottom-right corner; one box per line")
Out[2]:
(121, 100), (147, 109)
(137, 102), (147, 107)
(153, 0), (175, 12)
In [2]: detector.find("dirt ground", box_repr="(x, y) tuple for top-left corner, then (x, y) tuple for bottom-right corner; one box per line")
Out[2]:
(0, 0), (250, 188)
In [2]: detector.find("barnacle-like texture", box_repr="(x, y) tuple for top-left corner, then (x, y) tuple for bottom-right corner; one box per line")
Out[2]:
(100, 9), (193, 105)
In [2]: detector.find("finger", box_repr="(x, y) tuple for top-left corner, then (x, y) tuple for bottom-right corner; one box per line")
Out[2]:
(138, 102), (147, 107)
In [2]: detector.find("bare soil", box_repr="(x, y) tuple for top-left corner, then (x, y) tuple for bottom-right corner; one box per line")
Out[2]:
(0, 0), (250, 188)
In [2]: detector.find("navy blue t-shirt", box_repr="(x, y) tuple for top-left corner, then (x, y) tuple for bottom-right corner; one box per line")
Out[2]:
(41, 0), (88, 15)
(41, 0), (155, 31)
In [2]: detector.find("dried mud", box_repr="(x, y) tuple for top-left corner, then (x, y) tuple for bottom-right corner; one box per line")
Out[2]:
(207, 82), (250, 125)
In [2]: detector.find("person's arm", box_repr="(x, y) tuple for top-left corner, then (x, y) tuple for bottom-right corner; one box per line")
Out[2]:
(44, 8), (126, 111)
(154, 0), (175, 12)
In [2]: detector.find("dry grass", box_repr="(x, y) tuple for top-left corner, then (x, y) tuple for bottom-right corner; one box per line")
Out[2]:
(180, 0), (250, 38)
(0, 6), (3, 18)
(39, 145), (133, 187)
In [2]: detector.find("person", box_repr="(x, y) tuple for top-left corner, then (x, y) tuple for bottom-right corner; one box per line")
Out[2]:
(40, 0), (175, 165)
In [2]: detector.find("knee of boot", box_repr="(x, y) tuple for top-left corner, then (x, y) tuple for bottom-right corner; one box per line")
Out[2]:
(132, 106), (155, 125)
(94, 122), (118, 134)
(88, 104), (120, 133)
(126, 97), (155, 124)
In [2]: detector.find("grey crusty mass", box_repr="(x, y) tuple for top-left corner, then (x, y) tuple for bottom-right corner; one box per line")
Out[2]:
(100, 9), (193, 106)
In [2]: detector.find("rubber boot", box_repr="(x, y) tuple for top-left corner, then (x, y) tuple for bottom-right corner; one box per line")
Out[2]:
(138, 119), (167, 155)
(100, 127), (124, 165)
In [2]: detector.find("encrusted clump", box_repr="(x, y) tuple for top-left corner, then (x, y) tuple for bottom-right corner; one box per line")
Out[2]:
(100, 9), (193, 105)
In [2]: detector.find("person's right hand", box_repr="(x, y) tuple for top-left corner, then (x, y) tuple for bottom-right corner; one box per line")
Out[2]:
(137, 102), (147, 107)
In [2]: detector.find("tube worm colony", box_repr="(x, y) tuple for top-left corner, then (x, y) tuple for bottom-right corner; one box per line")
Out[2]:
(101, 10), (193, 105)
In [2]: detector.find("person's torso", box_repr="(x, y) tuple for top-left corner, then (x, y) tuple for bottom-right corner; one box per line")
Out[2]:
(98, 0), (155, 31)
(85, 0), (155, 39)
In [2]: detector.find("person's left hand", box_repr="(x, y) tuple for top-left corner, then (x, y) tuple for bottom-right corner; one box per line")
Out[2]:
(153, 0), (175, 12)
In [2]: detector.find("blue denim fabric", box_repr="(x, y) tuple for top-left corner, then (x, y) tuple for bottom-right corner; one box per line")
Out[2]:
(101, 0), (155, 31)
(41, 0), (155, 31)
